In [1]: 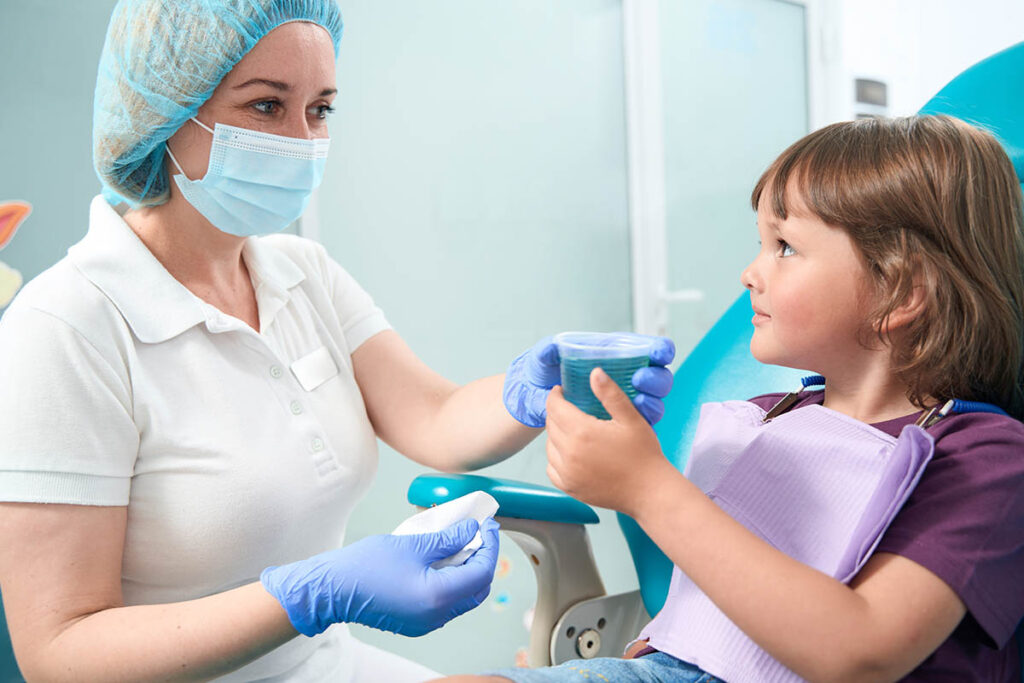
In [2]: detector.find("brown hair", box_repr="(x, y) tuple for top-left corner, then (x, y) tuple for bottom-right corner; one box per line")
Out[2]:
(751, 115), (1024, 419)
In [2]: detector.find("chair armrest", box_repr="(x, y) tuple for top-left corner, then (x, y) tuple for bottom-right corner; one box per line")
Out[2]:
(408, 473), (604, 666)
(407, 473), (599, 524)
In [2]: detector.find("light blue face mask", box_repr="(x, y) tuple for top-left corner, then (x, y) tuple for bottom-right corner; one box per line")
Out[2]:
(166, 118), (330, 237)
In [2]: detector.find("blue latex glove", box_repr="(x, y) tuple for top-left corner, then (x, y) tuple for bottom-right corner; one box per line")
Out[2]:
(503, 334), (676, 427)
(260, 518), (499, 638)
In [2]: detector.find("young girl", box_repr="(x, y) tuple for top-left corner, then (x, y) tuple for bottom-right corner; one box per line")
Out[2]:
(446, 115), (1024, 682)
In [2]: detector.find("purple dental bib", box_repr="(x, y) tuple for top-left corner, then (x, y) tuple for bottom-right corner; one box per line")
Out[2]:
(637, 398), (935, 683)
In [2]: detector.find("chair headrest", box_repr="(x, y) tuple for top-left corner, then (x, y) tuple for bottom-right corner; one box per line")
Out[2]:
(919, 41), (1024, 189)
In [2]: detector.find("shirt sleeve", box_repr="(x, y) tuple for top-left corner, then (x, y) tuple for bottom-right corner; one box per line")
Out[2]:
(0, 306), (139, 505)
(875, 414), (1024, 648)
(321, 256), (391, 352)
(264, 235), (391, 353)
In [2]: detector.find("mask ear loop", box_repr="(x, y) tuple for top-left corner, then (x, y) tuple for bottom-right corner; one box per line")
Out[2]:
(190, 117), (215, 135)
(164, 118), (215, 181)
(164, 144), (188, 178)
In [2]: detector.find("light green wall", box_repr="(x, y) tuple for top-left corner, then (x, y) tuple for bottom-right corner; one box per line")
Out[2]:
(0, 0), (118, 288)
(660, 0), (809, 356)
(323, 1), (636, 673)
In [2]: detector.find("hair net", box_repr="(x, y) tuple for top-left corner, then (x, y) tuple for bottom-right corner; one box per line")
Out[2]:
(93, 0), (343, 208)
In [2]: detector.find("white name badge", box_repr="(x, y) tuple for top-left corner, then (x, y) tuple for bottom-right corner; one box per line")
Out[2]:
(290, 345), (339, 391)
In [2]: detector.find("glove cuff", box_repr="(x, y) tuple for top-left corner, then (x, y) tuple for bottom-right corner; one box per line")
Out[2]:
(502, 351), (547, 428)
(260, 565), (325, 638)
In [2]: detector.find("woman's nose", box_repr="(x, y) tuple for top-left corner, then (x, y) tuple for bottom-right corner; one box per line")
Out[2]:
(283, 111), (316, 140)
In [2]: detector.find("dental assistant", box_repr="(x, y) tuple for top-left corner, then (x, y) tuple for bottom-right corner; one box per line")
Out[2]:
(0, 1), (674, 681)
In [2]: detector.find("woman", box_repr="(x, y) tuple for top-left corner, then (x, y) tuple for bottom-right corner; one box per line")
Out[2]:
(0, 1), (673, 681)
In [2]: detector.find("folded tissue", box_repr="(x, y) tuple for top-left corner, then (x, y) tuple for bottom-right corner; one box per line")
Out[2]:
(392, 491), (500, 568)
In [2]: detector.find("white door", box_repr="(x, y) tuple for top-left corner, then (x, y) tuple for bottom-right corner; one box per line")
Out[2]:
(627, 0), (823, 359)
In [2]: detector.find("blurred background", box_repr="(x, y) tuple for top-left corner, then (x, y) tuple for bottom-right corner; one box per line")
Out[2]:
(0, 0), (1021, 675)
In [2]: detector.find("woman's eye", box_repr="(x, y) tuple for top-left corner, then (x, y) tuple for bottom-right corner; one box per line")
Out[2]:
(777, 240), (795, 257)
(311, 104), (336, 119)
(252, 100), (278, 115)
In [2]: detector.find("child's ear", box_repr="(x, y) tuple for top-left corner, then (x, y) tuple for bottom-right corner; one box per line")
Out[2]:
(876, 281), (928, 334)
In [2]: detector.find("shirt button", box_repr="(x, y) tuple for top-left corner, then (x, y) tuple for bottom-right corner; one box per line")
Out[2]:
(269, 365), (283, 379)
(290, 401), (303, 415)
(311, 437), (325, 452)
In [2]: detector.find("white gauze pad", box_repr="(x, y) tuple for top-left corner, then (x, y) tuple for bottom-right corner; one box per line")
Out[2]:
(392, 491), (500, 569)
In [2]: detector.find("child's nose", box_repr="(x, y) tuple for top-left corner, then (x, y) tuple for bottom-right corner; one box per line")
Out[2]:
(740, 259), (761, 292)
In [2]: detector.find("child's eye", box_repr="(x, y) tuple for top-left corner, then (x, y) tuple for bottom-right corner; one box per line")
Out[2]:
(777, 240), (795, 257)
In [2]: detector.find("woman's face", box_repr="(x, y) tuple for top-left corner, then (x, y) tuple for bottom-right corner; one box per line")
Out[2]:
(166, 21), (337, 182)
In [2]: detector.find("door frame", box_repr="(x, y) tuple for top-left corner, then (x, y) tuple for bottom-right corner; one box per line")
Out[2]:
(624, 0), (837, 336)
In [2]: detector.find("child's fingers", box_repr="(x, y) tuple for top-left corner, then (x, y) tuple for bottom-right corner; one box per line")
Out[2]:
(544, 411), (570, 453)
(545, 440), (568, 491)
(545, 385), (565, 422)
(590, 368), (642, 424)
(546, 462), (567, 492)
(546, 385), (589, 426)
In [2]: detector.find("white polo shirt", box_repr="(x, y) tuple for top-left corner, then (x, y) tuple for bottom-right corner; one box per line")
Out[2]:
(0, 196), (390, 681)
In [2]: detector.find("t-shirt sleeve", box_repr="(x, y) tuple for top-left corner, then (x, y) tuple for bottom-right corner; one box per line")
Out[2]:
(321, 256), (391, 352)
(875, 414), (1024, 648)
(0, 306), (139, 505)
(270, 235), (391, 353)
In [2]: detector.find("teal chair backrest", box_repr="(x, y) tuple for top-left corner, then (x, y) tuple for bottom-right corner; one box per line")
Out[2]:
(918, 40), (1024, 189)
(0, 592), (22, 682)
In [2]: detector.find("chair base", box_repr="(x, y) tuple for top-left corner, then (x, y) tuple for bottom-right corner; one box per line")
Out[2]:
(551, 589), (650, 664)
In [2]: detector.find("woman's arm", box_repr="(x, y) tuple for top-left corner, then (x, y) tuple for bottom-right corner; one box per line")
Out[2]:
(351, 330), (541, 472)
(0, 502), (297, 682)
(544, 375), (966, 683)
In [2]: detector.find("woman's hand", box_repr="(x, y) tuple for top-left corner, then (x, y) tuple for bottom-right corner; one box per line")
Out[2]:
(260, 519), (499, 637)
(544, 368), (676, 516)
(503, 335), (675, 428)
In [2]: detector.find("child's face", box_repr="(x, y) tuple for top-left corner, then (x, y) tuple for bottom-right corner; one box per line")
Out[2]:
(741, 186), (874, 375)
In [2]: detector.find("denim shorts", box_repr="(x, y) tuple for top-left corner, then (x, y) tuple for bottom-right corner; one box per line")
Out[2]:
(482, 652), (723, 683)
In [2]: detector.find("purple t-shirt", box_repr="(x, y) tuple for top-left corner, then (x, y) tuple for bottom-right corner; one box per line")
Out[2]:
(749, 392), (1024, 682)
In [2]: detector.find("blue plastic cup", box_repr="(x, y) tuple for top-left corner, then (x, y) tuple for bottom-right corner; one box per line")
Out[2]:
(554, 332), (654, 420)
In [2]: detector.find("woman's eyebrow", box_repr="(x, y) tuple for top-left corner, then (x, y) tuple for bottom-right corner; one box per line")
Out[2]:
(232, 78), (337, 97)
(234, 78), (290, 91)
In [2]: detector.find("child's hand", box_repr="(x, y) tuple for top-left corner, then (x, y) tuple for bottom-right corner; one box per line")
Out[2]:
(545, 367), (674, 517)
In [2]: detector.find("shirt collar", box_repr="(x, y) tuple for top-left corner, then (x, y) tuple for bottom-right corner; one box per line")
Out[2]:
(242, 234), (306, 330)
(242, 234), (306, 301)
(69, 196), (305, 343)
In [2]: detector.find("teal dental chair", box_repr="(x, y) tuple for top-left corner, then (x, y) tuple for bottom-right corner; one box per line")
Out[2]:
(0, 593), (16, 683)
(409, 41), (1024, 672)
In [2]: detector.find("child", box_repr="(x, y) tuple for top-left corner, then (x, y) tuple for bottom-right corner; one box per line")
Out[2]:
(446, 115), (1024, 682)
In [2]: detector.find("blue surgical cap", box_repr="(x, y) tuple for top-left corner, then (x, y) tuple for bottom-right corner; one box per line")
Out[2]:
(93, 0), (343, 208)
